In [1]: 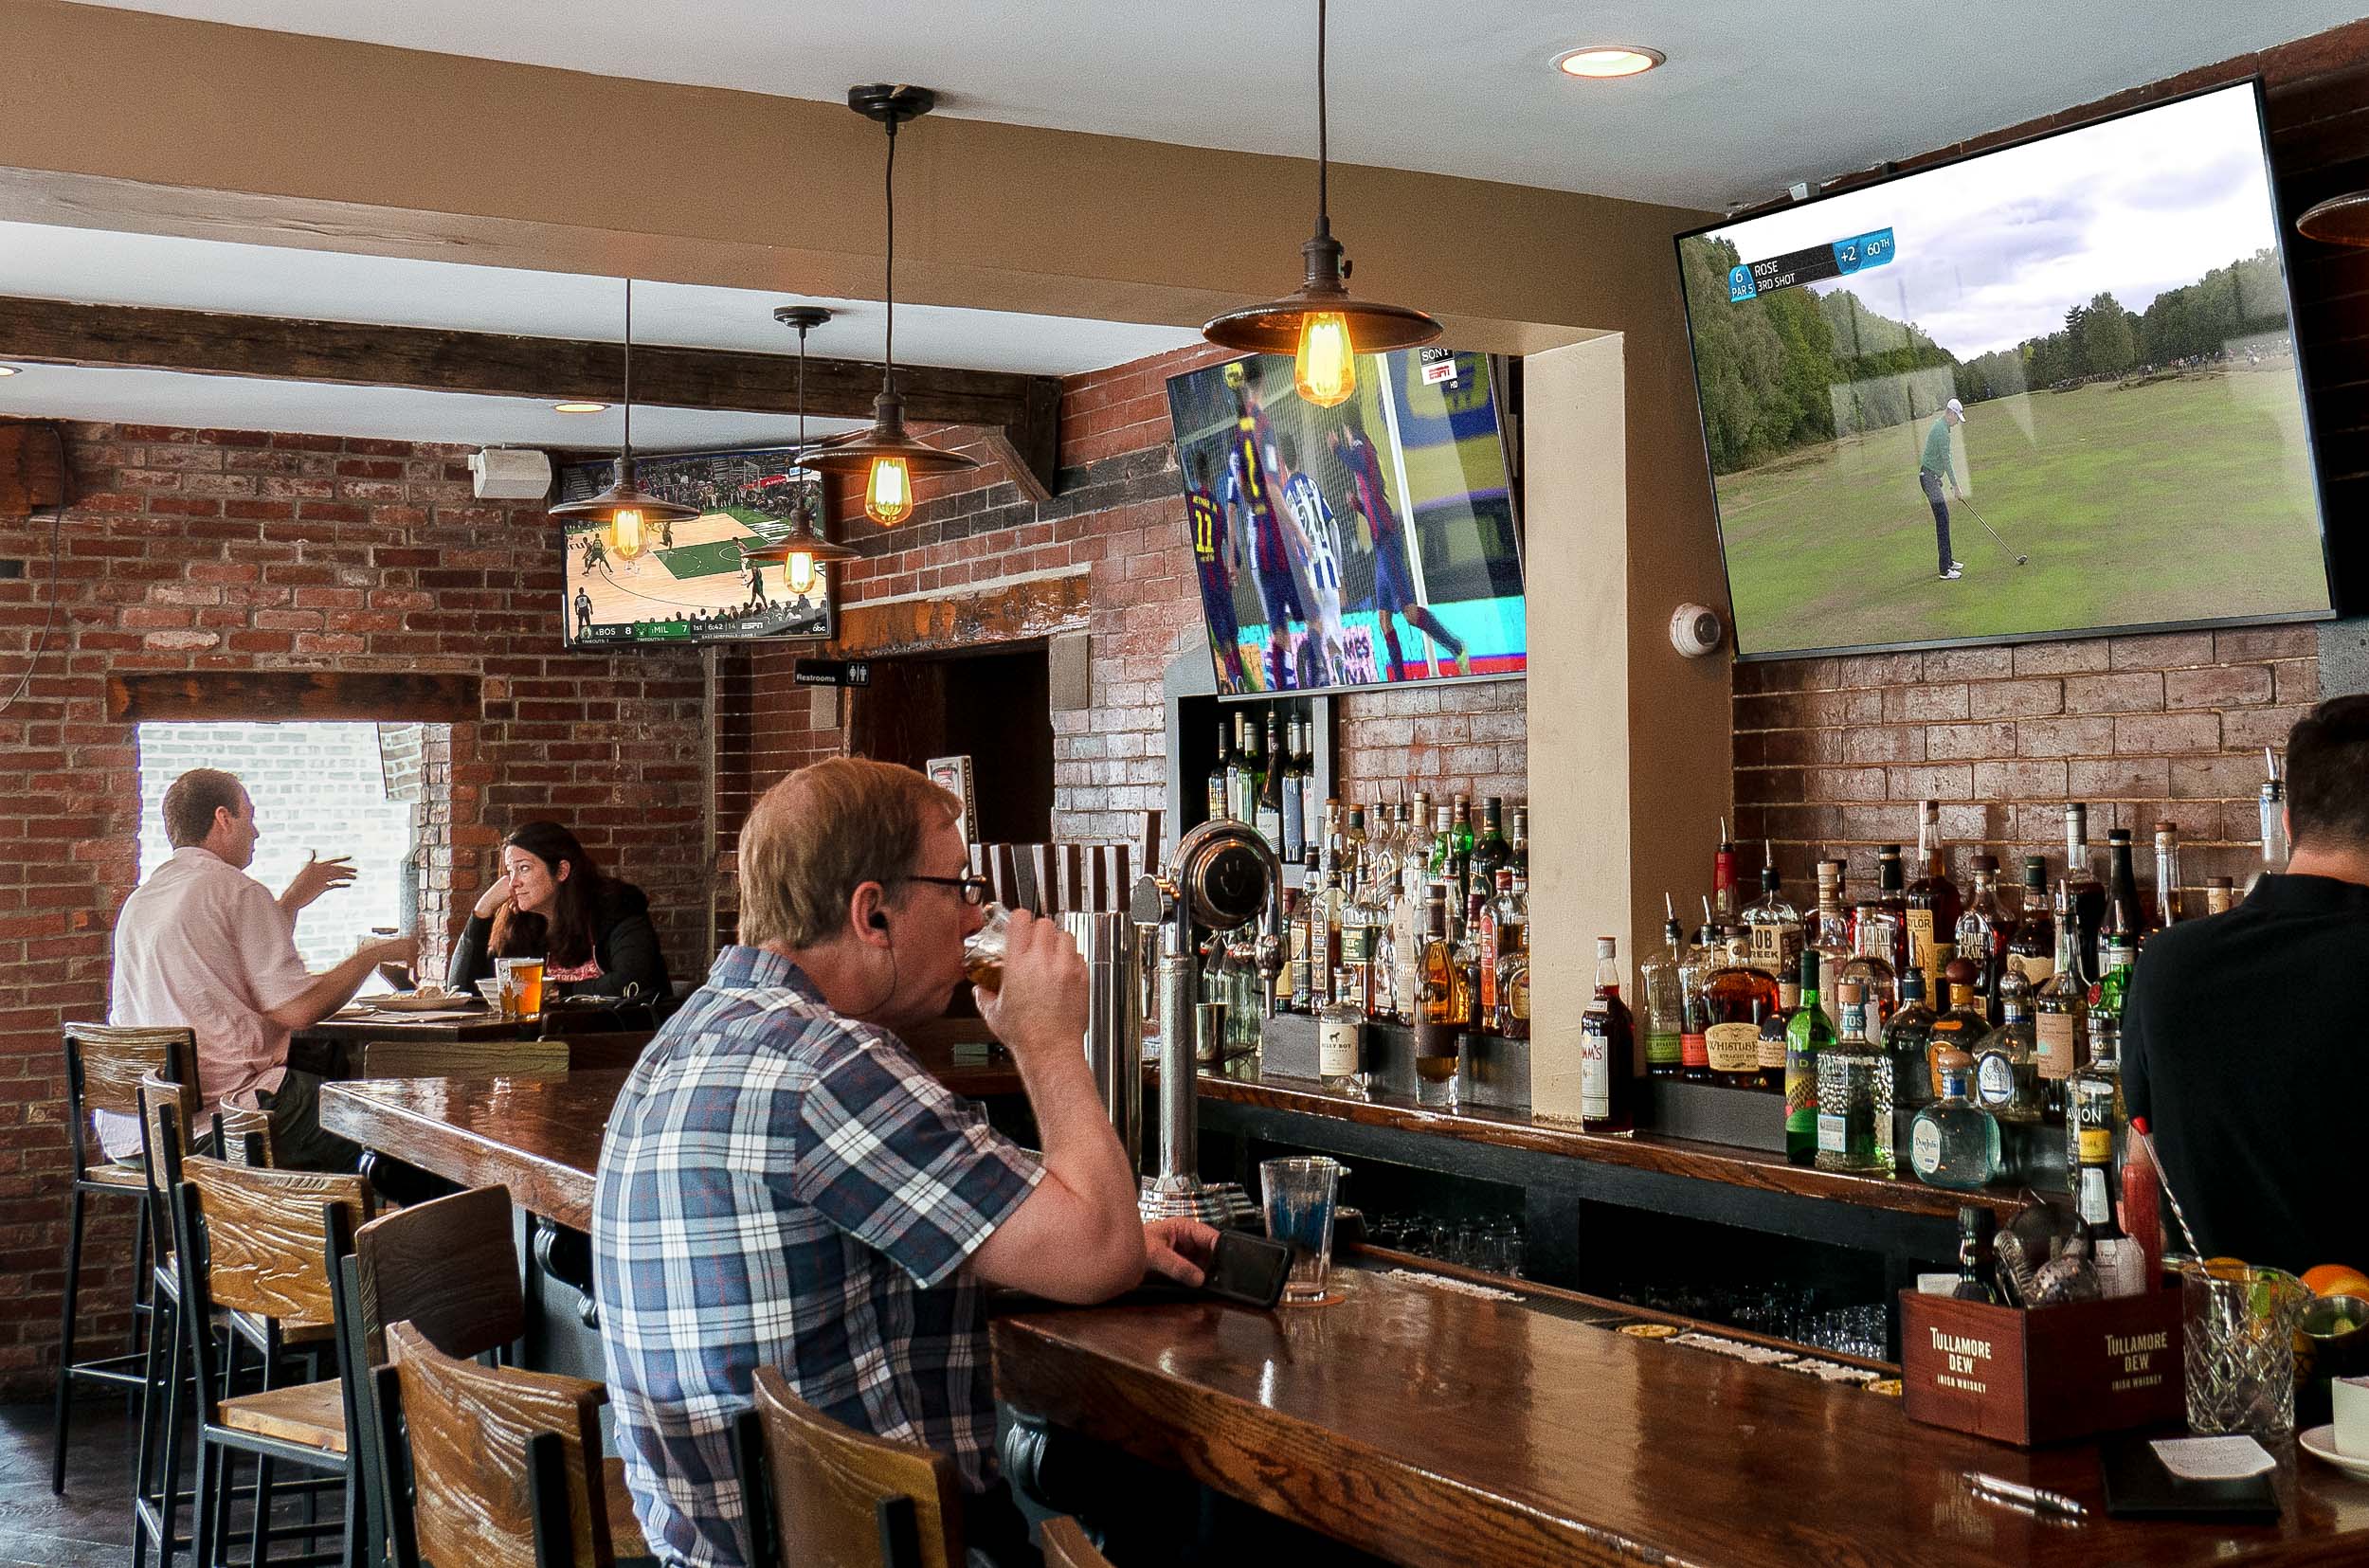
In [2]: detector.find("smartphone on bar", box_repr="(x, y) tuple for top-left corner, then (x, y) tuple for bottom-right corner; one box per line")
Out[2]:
(1200, 1230), (1292, 1310)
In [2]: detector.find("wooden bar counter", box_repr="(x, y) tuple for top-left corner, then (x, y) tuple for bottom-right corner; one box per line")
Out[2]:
(995, 1263), (2369, 1568)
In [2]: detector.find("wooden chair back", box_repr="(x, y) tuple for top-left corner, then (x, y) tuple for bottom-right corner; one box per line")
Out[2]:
(383, 1319), (614, 1568)
(732, 1363), (963, 1568)
(180, 1155), (373, 1328)
(136, 1072), (203, 1248)
(353, 1184), (524, 1367)
(64, 1022), (194, 1177)
(213, 1104), (275, 1167)
(357, 1039), (569, 1080)
(1040, 1519), (1114, 1568)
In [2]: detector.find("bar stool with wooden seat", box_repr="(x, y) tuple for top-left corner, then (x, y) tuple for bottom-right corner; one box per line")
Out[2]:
(338, 1184), (648, 1567)
(171, 1153), (375, 1568)
(372, 1319), (634, 1568)
(730, 1364), (966, 1568)
(54, 1021), (196, 1495)
(1040, 1519), (1115, 1568)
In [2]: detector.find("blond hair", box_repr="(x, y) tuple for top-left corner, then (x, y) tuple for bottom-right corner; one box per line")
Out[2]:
(736, 758), (962, 949)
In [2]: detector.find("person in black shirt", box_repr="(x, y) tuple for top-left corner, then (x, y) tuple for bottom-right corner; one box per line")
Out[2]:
(2125, 694), (2369, 1272)
(445, 820), (675, 1016)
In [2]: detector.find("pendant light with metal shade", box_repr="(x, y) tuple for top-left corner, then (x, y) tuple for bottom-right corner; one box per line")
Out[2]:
(796, 84), (980, 527)
(1201, 0), (1440, 406)
(739, 304), (859, 597)
(551, 279), (698, 560)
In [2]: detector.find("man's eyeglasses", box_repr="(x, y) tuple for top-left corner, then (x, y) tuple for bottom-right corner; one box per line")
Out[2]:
(899, 874), (994, 907)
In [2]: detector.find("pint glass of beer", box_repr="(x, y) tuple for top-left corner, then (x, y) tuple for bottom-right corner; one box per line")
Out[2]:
(497, 957), (545, 1018)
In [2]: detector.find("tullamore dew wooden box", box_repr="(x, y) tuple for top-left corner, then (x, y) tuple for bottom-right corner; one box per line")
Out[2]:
(1900, 1285), (2183, 1446)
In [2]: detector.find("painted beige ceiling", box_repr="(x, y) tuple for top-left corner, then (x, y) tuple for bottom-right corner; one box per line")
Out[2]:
(58, 0), (2369, 208)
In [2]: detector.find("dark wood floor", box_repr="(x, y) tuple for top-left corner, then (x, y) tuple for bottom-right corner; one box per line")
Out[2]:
(0, 1400), (139, 1568)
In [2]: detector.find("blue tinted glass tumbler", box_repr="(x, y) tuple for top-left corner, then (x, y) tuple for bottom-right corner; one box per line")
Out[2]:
(1261, 1157), (1342, 1302)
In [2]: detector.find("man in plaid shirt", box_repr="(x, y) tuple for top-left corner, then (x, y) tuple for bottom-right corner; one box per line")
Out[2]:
(594, 759), (1215, 1567)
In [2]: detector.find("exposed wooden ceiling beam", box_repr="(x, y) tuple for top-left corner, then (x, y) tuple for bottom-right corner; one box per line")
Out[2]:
(0, 296), (1062, 500)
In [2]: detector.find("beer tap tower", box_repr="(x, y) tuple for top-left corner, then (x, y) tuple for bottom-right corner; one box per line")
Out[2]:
(1131, 818), (1282, 1226)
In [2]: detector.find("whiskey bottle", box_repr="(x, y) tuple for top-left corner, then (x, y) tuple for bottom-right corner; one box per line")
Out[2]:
(2146, 820), (2182, 938)
(1336, 808), (1372, 1008)
(1494, 879), (1531, 1041)
(1641, 898), (1688, 1079)
(1947, 1206), (2001, 1303)
(2063, 802), (2107, 984)
(1579, 936), (1637, 1137)
(1390, 808), (1427, 1021)
(1953, 854), (2009, 1024)
(1484, 870), (1525, 1034)
(2003, 855), (2056, 991)
(1416, 891), (1463, 1109)
(1743, 840), (1803, 981)
(1883, 967), (1938, 1170)
(1356, 820), (1398, 1019)
(1817, 978), (1887, 1174)
(1908, 1054), (2004, 1192)
(1456, 891), (1488, 1033)
(1712, 818), (1741, 925)
(1703, 928), (1777, 1090)
(1470, 798), (1510, 897)
(2030, 881), (2088, 1118)
(1679, 913), (1712, 1085)
(1755, 974), (1800, 1093)
(1784, 949), (1835, 1165)
(1283, 885), (1311, 1013)
(2204, 875), (2235, 915)
(1508, 806), (1529, 887)
(1318, 980), (1366, 1093)
(1970, 986), (2040, 1126)
(1851, 845), (1911, 980)
(1904, 800), (1962, 987)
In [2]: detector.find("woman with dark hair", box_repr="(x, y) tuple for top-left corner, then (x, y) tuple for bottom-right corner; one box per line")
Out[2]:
(445, 821), (674, 1012)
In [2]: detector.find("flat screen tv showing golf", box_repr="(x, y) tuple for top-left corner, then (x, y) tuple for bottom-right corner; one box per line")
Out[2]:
(1166, 348), (1524, 697)
(557, 446), (835, 647)
(1675, 81), (2334, 660)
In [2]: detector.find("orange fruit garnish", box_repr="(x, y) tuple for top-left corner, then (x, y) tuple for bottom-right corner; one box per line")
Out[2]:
(2302, 1265), (2369, 1298)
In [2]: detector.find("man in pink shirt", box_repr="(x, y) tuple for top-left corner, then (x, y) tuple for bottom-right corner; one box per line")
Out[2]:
(105, 767), (416, 1170)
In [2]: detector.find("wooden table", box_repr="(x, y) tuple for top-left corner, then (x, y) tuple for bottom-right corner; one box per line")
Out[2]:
(993, 1265), (2369, 1568)
(318, 1043), (1039, 1231)
(296, 1006), (523, 1045)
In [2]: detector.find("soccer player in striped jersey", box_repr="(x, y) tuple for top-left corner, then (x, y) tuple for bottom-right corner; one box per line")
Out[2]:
(1275, 431), (1347, 687)
(1184, 451), (1248, 688)
(1328, 412), (1473, 683)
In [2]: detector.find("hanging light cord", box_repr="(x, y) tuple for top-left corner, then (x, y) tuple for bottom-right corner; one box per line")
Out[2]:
(622, 278), (635, 459)
(882, 117), (899, 399)
(1315, 0), (1329, 235)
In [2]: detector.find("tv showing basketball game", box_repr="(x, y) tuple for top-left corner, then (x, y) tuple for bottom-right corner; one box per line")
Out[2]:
(1166, 348), (1524, 697)
(558, 446), (836, 647)
(1675, 81), (2335, 660)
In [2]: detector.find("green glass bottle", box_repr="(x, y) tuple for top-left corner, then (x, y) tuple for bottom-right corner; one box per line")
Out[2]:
(1783, 947), (1836, 1166)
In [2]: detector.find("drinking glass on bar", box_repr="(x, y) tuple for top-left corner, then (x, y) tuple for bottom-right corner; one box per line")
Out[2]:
(2182, 1261), (2308, 1435)
(963, 903), (1012, 993)
(497, 957), (544, 1019)
(1261, 1156), (1344, 1303)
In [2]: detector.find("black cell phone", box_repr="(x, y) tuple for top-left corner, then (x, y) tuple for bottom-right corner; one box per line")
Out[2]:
(1201, 1229), (1293, 1309)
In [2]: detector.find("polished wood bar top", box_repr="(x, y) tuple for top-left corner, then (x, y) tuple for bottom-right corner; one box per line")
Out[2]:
(317, 1042), (1040, 1230)
(993, 1264), (2369, 1568)
(1193, 1069), (2024, 1222)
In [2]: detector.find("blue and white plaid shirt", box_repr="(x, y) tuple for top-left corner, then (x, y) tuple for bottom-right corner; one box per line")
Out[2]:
(592, 946), (1043, 1568)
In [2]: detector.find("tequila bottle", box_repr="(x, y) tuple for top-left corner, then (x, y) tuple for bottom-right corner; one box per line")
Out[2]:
(1837, 914), (1898, 1030)
(1743, 841), (1803, 981)
(1908, 1053), (2004, 1192)
(1783, 949), (1835, 1165)
(1641, 897), (1688, 1080)
(1579, 936), (1636, 1137)
(1970, 986), (2040, 1126)
(1817, 979), (1888, 1174)
(1924, 957), (1990, 1094)
(1807, 858), (1853, 1029)
(1851, 845), (1911, 979)
(1884, 966), (1938, 1172)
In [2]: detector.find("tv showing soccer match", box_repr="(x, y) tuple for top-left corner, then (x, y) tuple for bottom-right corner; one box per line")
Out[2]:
(558, 446), (837, 647)
(1675, 81), (2335, 660)
(1166, 348), (1524, 697)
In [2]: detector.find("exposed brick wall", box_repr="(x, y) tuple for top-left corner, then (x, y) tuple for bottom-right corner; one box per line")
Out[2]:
(711, 342), (1539, 918)
(1730, 23), (2369, 898)
(0, 422), (706, 1397)
(1736, 599), (2318, 894)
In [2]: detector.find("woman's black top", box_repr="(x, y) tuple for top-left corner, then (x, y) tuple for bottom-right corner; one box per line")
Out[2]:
(444, 879), (674, 1013)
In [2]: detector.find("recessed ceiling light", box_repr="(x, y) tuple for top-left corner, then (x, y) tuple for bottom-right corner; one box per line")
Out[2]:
(0, 365), (22, 377)
(1553, 45), (1664, 80)
(552, 401), (608, 414)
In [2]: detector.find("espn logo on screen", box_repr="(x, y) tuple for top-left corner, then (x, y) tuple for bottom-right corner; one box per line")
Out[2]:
(1419, 347), (1458, 386)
